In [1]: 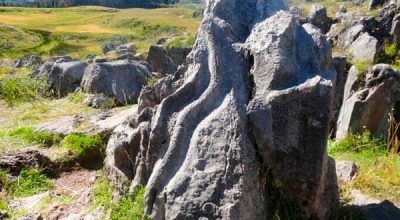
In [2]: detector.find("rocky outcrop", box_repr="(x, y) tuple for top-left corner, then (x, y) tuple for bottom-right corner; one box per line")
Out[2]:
(337, 64), (400, 139)
(48, 61), (87, 97)
(147, 45), (191, 75)
(369, 0), (388, 10)
(81, 60), (150, 105)
(0, 149), (54, 176)
(335, 160), (358, 184)
(331, 55), (348, 135)
(309, 5), (333, 34)
(105, 0), (338, 219)
(349, 32), (379, 63)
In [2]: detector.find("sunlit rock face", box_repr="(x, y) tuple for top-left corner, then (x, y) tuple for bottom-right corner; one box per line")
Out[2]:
(105, 0), (339, 219)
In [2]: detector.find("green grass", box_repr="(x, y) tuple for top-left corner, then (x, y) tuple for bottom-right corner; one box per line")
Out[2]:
(329, 132), (400, 203)
(92, 176), (147, 219)
(10, 169), (53, 198)
(62, 133), (104, 158)
(0, 6), (200, 59)
(8, 126), (62, 147)
(110, 187), (146, 220)
(0, 73), (49, 106)
(166, 35), (196, 48)
(67, 90), (85, 104)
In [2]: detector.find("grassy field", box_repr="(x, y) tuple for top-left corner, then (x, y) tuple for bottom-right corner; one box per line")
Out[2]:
(0, 6), (201, 59)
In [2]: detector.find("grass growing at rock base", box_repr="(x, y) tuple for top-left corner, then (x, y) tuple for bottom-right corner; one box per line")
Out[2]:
(8, 126), (62, 148)
(10, 169), (53, 198)
(329, 132), (400, 204)
(0, 74), (49, 106)
(92, 176), (147, 219)
(62, 133), (104, 158)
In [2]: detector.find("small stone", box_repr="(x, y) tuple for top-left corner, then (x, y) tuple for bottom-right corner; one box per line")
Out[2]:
(335, 160), (358, 184)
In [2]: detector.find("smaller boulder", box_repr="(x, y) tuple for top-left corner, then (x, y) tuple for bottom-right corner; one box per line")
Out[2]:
(335, 160), (358, 184)
(0, 149), (54, 176)
(147, 45), (177, 75)
(349, 32), (379, 63)
(83, 93), (116, 109)
(81, 60), (151, 105)
(309, 5), (333, 33)
(35, 116), (78, 136)
(369, 0), (388, 9)
(48, 61), (87, 97)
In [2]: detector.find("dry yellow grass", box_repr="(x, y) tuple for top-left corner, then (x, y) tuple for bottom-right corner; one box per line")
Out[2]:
(54, 24), (120, 34)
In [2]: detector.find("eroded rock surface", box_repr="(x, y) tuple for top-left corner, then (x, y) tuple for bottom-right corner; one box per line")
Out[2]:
(81, 60), (151, 105)
(105, 0), (338, 219)
(337, 64), (400, 139)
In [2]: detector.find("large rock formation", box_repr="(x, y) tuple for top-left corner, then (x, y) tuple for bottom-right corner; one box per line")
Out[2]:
(81, 60), (151, 105)
(337, 64), (400, 139)
(105, 0), (338, 219)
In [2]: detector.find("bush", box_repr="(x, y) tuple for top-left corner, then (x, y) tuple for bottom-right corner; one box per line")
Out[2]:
(0, 74), (49, 106)
(167, 36), (196, 48)
(11, 169), (53, 197)
(8, 126), (62, 147)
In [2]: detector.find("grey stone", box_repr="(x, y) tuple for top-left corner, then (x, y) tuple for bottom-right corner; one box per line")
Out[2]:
(35, 116), (78, 136)
(335, 160), (358, 184)
(83, 93), (116, 109)
(12, 55), (42, 68)
(146, 45), (191, 76)
(47, 61), (87, 97)
(337, 64), (400, 139)
(369, 0), (388, 9)
(0, 149), (54, 176)
(331, 55), (348, 135)
(105, 1), (337, 219)
(81, 60), (150, 105)
(349, 32), (379, 63)
(309, 5), (333, 33)
(339, 5), (347, 13)
(391, 19), (400, 45)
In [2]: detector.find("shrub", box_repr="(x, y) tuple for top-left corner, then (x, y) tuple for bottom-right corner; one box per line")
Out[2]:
(0, 74), (49, 106)
(8, 126), (62, 147)
(11, 169), (53, 197)
(67, 90), (85, 104)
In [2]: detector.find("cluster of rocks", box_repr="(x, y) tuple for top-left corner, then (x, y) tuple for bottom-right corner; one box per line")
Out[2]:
(10, 40), (192, 108)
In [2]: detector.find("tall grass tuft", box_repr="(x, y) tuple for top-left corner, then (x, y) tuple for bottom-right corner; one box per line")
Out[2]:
(0, 74), (49, 106)
(11, 169), (53, 198)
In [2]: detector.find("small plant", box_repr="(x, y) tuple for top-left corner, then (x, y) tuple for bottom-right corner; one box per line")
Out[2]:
(67, 90), (85, 104)
(0, 74), (49, 106)
(8, 126), (62, 147)
(62, 134), (104, 158)
(110, 186), (146, 220)
(166, 36), (196, 48)
(353, 61), (370, 77)
(329, 132), (386, 155)
(0, 170), (12, 192)
(11, 169), (53, 197)
(92, 176), (113, 211)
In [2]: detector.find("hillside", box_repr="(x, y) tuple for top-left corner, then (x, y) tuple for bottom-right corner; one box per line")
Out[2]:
(0, 6), (200, 59)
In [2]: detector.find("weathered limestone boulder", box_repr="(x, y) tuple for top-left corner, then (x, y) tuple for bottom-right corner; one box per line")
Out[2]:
(0, 149), (54, 176)
(349, 32), (379, 63)
(391, 14), (400, 45)
(35, 116), (78, 136)
(335, 160), (358, 184)
(81, 60), (150, 105)
(309, 5), (333, 33)
(47, 61), (87, 97)
(337, 64), (400, 139)
(331, 55), (348, 135)
(147, 45), (191, 75)
(83, 93), (116, 109)
(369, 0), (388, 9)
(12, 55), (42, 68)
(105, 0), (338, 219)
